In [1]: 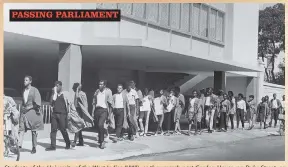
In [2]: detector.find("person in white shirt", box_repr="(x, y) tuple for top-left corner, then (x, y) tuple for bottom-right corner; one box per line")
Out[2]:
(164, 89), (177, 136)
(269, 93), (282, 128)
(204, 88), (218, 133)
(139, 88), (153, 136)
(154, 89), (167, 136)
(187, 90), (203, 136)
(236, 93), (246, 130)
(228, 91), (236, 130)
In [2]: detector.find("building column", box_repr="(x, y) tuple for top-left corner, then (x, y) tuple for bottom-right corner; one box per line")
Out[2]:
(132, 70), (146, 90)
(58, 43), (82, 94)
(246, 77), (257, 100)
(256, 59), (265, 103)
(214, 71), (226, 93)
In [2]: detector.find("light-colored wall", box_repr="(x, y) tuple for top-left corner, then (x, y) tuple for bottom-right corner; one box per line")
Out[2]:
(263, 83), (285, 100)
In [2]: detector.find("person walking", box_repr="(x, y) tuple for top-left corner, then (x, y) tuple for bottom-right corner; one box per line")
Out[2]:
(18, 76), (44, 154)
(219, 93), (230, 132)
(91, 80), (113, 149)
(173, 87), (185, 135)
(112, 84), (129, 141)
(199, 89), (206, 129)
(257, 97), (268, 129)
(71, 83), (94, 147)
(236, 93), (246, 130)
(269, 93), (282, 128)
(247, 95), (256, 130)
(46, 81), (85, 151)
(139, 88), (153, 136)
(187, 90), (203, 136)
(204, 88), (218, 133)
(154, 90), (166, 136)
(228, 91), (236, 130)
(164, 89), (177, 135)
(122, 81), (140, 141)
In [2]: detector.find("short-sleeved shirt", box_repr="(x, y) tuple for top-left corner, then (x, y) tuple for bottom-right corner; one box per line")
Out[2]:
(154, 97), (163, 115)
(126, 89), (139, 105)
(140, 96), (151, 112)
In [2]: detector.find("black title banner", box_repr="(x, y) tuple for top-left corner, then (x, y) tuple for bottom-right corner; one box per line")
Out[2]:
(10, 9), (121, 22)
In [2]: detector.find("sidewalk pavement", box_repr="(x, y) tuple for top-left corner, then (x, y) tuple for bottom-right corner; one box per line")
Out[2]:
(5, 123), (281, 161)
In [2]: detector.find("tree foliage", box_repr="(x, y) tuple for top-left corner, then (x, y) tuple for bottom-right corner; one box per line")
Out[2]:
(258, 3), (285, 84)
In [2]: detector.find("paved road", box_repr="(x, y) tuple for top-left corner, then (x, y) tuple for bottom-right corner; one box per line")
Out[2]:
(122, 136), (285, 161)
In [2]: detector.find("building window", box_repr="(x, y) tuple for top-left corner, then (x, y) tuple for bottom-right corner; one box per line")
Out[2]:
(170, 3), (181, 30)
(191, 3), (200, 35)
(159, 3), (169, 26)
(209, 8), (217, 40)
(180, 3), (190, 32)
(216, 12), (224, 42)
(133, 3), (145, 18)
(146, 3), (159, 23)
(200, 4), (209, 37)
(118, 3), (132, 15)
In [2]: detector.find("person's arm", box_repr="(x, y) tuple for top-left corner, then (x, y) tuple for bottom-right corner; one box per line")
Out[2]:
(91, 91), (97, 118)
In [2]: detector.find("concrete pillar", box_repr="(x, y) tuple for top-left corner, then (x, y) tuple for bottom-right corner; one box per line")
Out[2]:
(58, 43), (82, 94)
(137, 70), (146, 90)
(256, 59), (265, 103)
(214, 71), (226, 93)
(246, 77), (257, 100)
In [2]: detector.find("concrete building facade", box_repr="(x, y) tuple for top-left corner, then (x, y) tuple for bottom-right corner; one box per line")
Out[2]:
(4, 3), (273, 105)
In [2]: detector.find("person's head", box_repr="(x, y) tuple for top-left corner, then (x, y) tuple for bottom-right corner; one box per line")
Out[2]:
(24, 75), (32, 87)
(238, 93), (244, 100)
(273, 93), (277, 99)
(223, 93), (228, 100)
(54, 81), (63, 93)
(170, 89), (175, 96)
(228, 91), (234, 97)
(130, 80), (136, 89)
(144, 88), (149, 96)
(192, 90), (198, 98)
(265, 95), (269, 101)
(72, 83), (81, 92)
(249, 95), (254, 101)
(261, 97), (266, 102)
(218, 90), (224, 96)
(160, 89), (164, 95)
(99, 80), (107, 91)
(117, 84), (123, 93)
(174, 87), (180, 96)
(207, 87), (213, 95)
(283, 95), (285, 101)
(200, 88), (205, 95)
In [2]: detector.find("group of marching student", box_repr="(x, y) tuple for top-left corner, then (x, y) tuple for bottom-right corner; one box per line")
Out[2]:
(3, 76), (285, 154)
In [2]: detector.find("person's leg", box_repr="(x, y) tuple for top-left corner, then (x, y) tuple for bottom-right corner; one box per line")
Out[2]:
(240, 110), (245, 129)
(229, 114), (234, 130)
(98, 109), (108, 147)
(144, 111), (150, 134)
(165, 112), (171, 134)
(31, 130), (38, 153)
(236, 110), (240, 129)
(78, 130), (83, 145)
(18, 131), (25, 148)
(130, 105), (138, 136)
(194, 114), (198, 134)
(213, 110), (218, 130)
(274, 109), (279, 127)
(116, 109), (124, 138)
(58, 114), (71, 148)
(224, 113), (227, 130)
(209, 108), (215, 131)
(155, 115), (160, 135)
(138, 111), (145, 134)
(159, 114), (164, 133)
(50, 113), (58, 149)
(170, 109), (175, 131)
(220, 112), (224, 130)
(205, 109), (210, 131)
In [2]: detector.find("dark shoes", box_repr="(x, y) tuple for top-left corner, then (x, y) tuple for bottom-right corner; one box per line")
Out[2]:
(31, 147), (36, 154)
(45, 147), (56, 151)
(129, 135), (134, 141)
(65, 144), (71, 150)
(76, 143), (84, 146)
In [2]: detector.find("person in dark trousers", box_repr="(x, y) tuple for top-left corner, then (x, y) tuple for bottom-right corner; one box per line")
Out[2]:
(236, 93), (246, 130)
(112, 84), (130, 141)
(219, 93), (230, 132)
(228, 91), (236, 130)
(199, 88), (206, 129)
(46, 81), (71, 151)
(92, 80), (113, 149)
(269, 93), (282, 128)
(18, 76), (44, 154)
(71, 83), (94, 147)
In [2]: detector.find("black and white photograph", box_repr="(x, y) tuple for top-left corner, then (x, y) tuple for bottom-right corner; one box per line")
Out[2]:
(3, 3), (285, 161)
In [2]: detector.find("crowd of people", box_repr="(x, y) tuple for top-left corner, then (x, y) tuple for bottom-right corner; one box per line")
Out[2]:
(3, 75), (285, 155)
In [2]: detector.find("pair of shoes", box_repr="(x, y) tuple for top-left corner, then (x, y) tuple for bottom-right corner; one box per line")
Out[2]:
(31, 147), (36, 154)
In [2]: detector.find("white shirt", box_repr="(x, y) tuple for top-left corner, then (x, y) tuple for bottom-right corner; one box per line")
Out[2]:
(272, 99), (278, 109)
(140, 96), (151, 112)
(96, 90), (107, 109)
(23, 88), (30, 103)
(237, 100), (246, 112)
(114, 94), (124, 109)
(154, 97), (163, 115)
(190, 98), (196, 107)
(205, 96), (211, 106)
(127, 89), (139, 105)
(281, 100), (285, 110)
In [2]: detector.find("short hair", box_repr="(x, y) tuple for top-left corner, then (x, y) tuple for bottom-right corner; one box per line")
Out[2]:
(200, 88), (205, 94)
(99, 80), (107, 86)
(117, 84), (123, 88)
(249, 95), (254, 99)
(174, 86), (180, 93)
(24, 75), (32, 81)
(273, 93), (277, 96)
(238, 93), (244, 99)
(228, 91), (234, 96)
(55, 81), (62, 86)
(192, 90), (199, 96)
(72, 83), (80, 90)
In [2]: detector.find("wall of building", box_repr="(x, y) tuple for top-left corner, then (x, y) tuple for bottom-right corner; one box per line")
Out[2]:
(263, 82), (285, 99)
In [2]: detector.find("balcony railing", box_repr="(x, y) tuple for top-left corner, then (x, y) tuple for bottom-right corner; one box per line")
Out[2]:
(96, 3), (225, 46)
